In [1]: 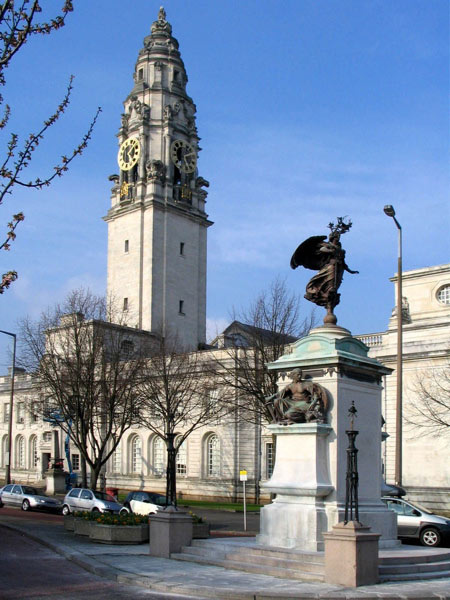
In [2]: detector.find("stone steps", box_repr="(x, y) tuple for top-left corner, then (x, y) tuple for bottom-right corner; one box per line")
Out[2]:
(171, 539), (325, 582)
(379, 549), (450, 581)
(172, 539), (450, 584)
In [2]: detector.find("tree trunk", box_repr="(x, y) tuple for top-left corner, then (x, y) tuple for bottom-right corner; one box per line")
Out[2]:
(81, 456), (87, 488)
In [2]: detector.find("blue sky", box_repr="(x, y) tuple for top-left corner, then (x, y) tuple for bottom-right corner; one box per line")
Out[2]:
(0, 0), (448, 370)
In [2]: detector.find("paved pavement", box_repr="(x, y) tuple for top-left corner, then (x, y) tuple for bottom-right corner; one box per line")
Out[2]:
(1, 512), (449, 599)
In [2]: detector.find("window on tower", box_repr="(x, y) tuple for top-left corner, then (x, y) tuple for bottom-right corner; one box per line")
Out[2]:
(179, 300), (185, 315)
(124, 240), (129, 253)
(180, 242), (185, 256)
(138, 68), (144, 81)
(123, 298), (129, 312)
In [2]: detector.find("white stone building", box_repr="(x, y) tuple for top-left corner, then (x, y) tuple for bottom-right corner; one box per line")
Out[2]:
(0, 9), (448, 509)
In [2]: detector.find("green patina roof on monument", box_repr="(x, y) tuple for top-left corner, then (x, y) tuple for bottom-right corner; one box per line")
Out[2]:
(267, 327), (392, 374)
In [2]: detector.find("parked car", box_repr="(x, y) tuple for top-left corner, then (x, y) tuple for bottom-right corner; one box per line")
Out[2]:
(120, 491), (167, 516)
(62, 488), (122, 515)
(382, 496), (450, 547)
(0, 484), (62, 513)
(381, 481), (406, 497)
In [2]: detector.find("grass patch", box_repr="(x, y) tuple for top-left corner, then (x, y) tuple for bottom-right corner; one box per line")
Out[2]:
(179, 499), (262, 512)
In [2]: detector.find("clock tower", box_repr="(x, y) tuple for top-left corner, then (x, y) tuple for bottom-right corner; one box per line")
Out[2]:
(104, 8), (212, 349)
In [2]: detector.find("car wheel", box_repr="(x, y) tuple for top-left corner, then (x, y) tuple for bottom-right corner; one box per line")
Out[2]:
(62, 504), (71, 516)
(420, 527), (441, 547)
(119, 507), (130, 516)
(22, 499), (31, 511)
(91, 507), (100, 513)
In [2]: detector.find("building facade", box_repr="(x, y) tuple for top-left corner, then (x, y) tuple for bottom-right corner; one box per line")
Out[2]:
(0, 9), (448, 509)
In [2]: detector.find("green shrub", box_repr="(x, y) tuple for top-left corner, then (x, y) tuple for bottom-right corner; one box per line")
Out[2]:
(73, 511), (148, 526)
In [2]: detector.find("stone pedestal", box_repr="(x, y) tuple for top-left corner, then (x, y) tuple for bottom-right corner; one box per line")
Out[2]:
(257, 423), (333, 551)
(260, 324), (398, 550)
(149, 507), (193, 558)
(45, 468), (66, 495)
(323, 521), (380, 587)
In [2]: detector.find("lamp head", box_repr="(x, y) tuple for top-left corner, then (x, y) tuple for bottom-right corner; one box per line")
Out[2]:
(383, 205), (396, 218)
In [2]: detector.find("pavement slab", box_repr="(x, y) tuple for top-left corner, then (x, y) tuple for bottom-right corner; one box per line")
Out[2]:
(1, 514), (449, 599)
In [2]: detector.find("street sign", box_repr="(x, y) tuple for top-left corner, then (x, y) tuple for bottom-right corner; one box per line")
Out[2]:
(239, 469), (247, 481)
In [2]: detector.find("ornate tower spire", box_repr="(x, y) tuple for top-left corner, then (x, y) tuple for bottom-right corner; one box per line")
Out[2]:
(104, 8), (212, 349)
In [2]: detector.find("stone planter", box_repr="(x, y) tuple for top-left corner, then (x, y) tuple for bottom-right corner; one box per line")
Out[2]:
(89, 522), (149, 544)
(63, 514), (75, 532)
(74, 518), (93, 537)
(193, 522), (210, 539)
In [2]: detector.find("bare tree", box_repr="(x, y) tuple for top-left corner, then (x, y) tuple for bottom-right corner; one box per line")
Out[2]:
(0, 2), (101, 294)
(20, 289), (155, 489)
(405, 364), (450, 436)
(137, 334), (232, 506)
(210, 278), (316, 424)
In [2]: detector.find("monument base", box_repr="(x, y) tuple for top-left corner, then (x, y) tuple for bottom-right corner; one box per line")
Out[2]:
(324, 521), (380, 587)
(45, 469), (66, 495)
(149, 507), (193, 558)
(257, 423), (333, 552)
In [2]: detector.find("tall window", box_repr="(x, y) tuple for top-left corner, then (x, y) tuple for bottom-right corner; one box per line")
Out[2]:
(206, 434), (220, 477)
(152, 436), (165, 476)
(266, 442), (274, 479)
(3, 403), (10, 423)
(16, 435), (25, 468)
(131, 436), (142, 473)
(72, 453), (80, 471)
(31, 402), (40, 423)
(176, 437), (187, 475)
(111, 444), (121, 473)
(124, 239), (129, 253)
(123, 297), (129, 311)
(16, 402), (24, 424)
(30, 436), (38, 468)
(1, 435), (8, 467)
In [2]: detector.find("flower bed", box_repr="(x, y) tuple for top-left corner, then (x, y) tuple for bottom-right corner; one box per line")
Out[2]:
(73, 511), (149, 544)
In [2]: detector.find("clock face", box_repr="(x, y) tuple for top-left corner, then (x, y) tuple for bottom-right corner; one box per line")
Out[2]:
(170, 139), (197, 173)
(118, 138), (140, 171)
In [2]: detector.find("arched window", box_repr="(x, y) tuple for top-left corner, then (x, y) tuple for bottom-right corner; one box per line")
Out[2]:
(30, 435), (38, 469)
(176, 436), (187, 475)
(152, 436), (165, 476)
(15, 435), (25, 468)
(1, 434), (8, 468)
(130, 435), (142, 474)
(206, 434), (220, 477)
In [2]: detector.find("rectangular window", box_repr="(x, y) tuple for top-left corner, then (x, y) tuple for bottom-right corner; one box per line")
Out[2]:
(43, 432), (52, 443)
(179, 242), (185, 255)
(16, 402), (24, 424)
(3, 404), (10, 423)
(124, 239), (129, 253)
(31, 402), (40, 423)
(179, 300), (184, 315)
(123, 297), (128, 311)
(138, 68), (143, 81)
(71, 453), (80, 471)
(266, 442), (274, 479)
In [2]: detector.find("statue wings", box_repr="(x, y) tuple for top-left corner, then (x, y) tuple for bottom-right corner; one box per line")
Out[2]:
(290, 235), (327, 271)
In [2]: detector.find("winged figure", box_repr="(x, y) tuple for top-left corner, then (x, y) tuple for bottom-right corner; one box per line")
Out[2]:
(290, 218), (358, 325)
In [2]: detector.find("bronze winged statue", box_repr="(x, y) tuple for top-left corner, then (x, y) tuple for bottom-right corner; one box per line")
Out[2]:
(290, 218), (358, 325)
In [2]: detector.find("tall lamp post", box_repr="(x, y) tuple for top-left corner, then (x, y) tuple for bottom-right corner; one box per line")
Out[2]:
(383, 205), (402, 487)
(0, 329), (16, 485)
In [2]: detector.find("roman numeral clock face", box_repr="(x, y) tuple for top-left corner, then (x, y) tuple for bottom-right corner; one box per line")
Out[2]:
(118, 138), (140, 171)
(170, 139), (197, 173)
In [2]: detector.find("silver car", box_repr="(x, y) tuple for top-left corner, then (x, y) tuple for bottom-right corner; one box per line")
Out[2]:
(0, 484), (62, 512)
(382, 496), (450, 547)
(62, 487), (122, 515)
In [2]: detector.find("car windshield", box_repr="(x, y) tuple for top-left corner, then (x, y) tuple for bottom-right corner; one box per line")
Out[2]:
(93, 491), (116, 502)
(22, 486), (39, 496)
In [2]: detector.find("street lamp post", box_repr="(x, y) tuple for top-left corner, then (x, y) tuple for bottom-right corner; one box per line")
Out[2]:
(383, 205), (402, 487)
(0, 329), (16, 485)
